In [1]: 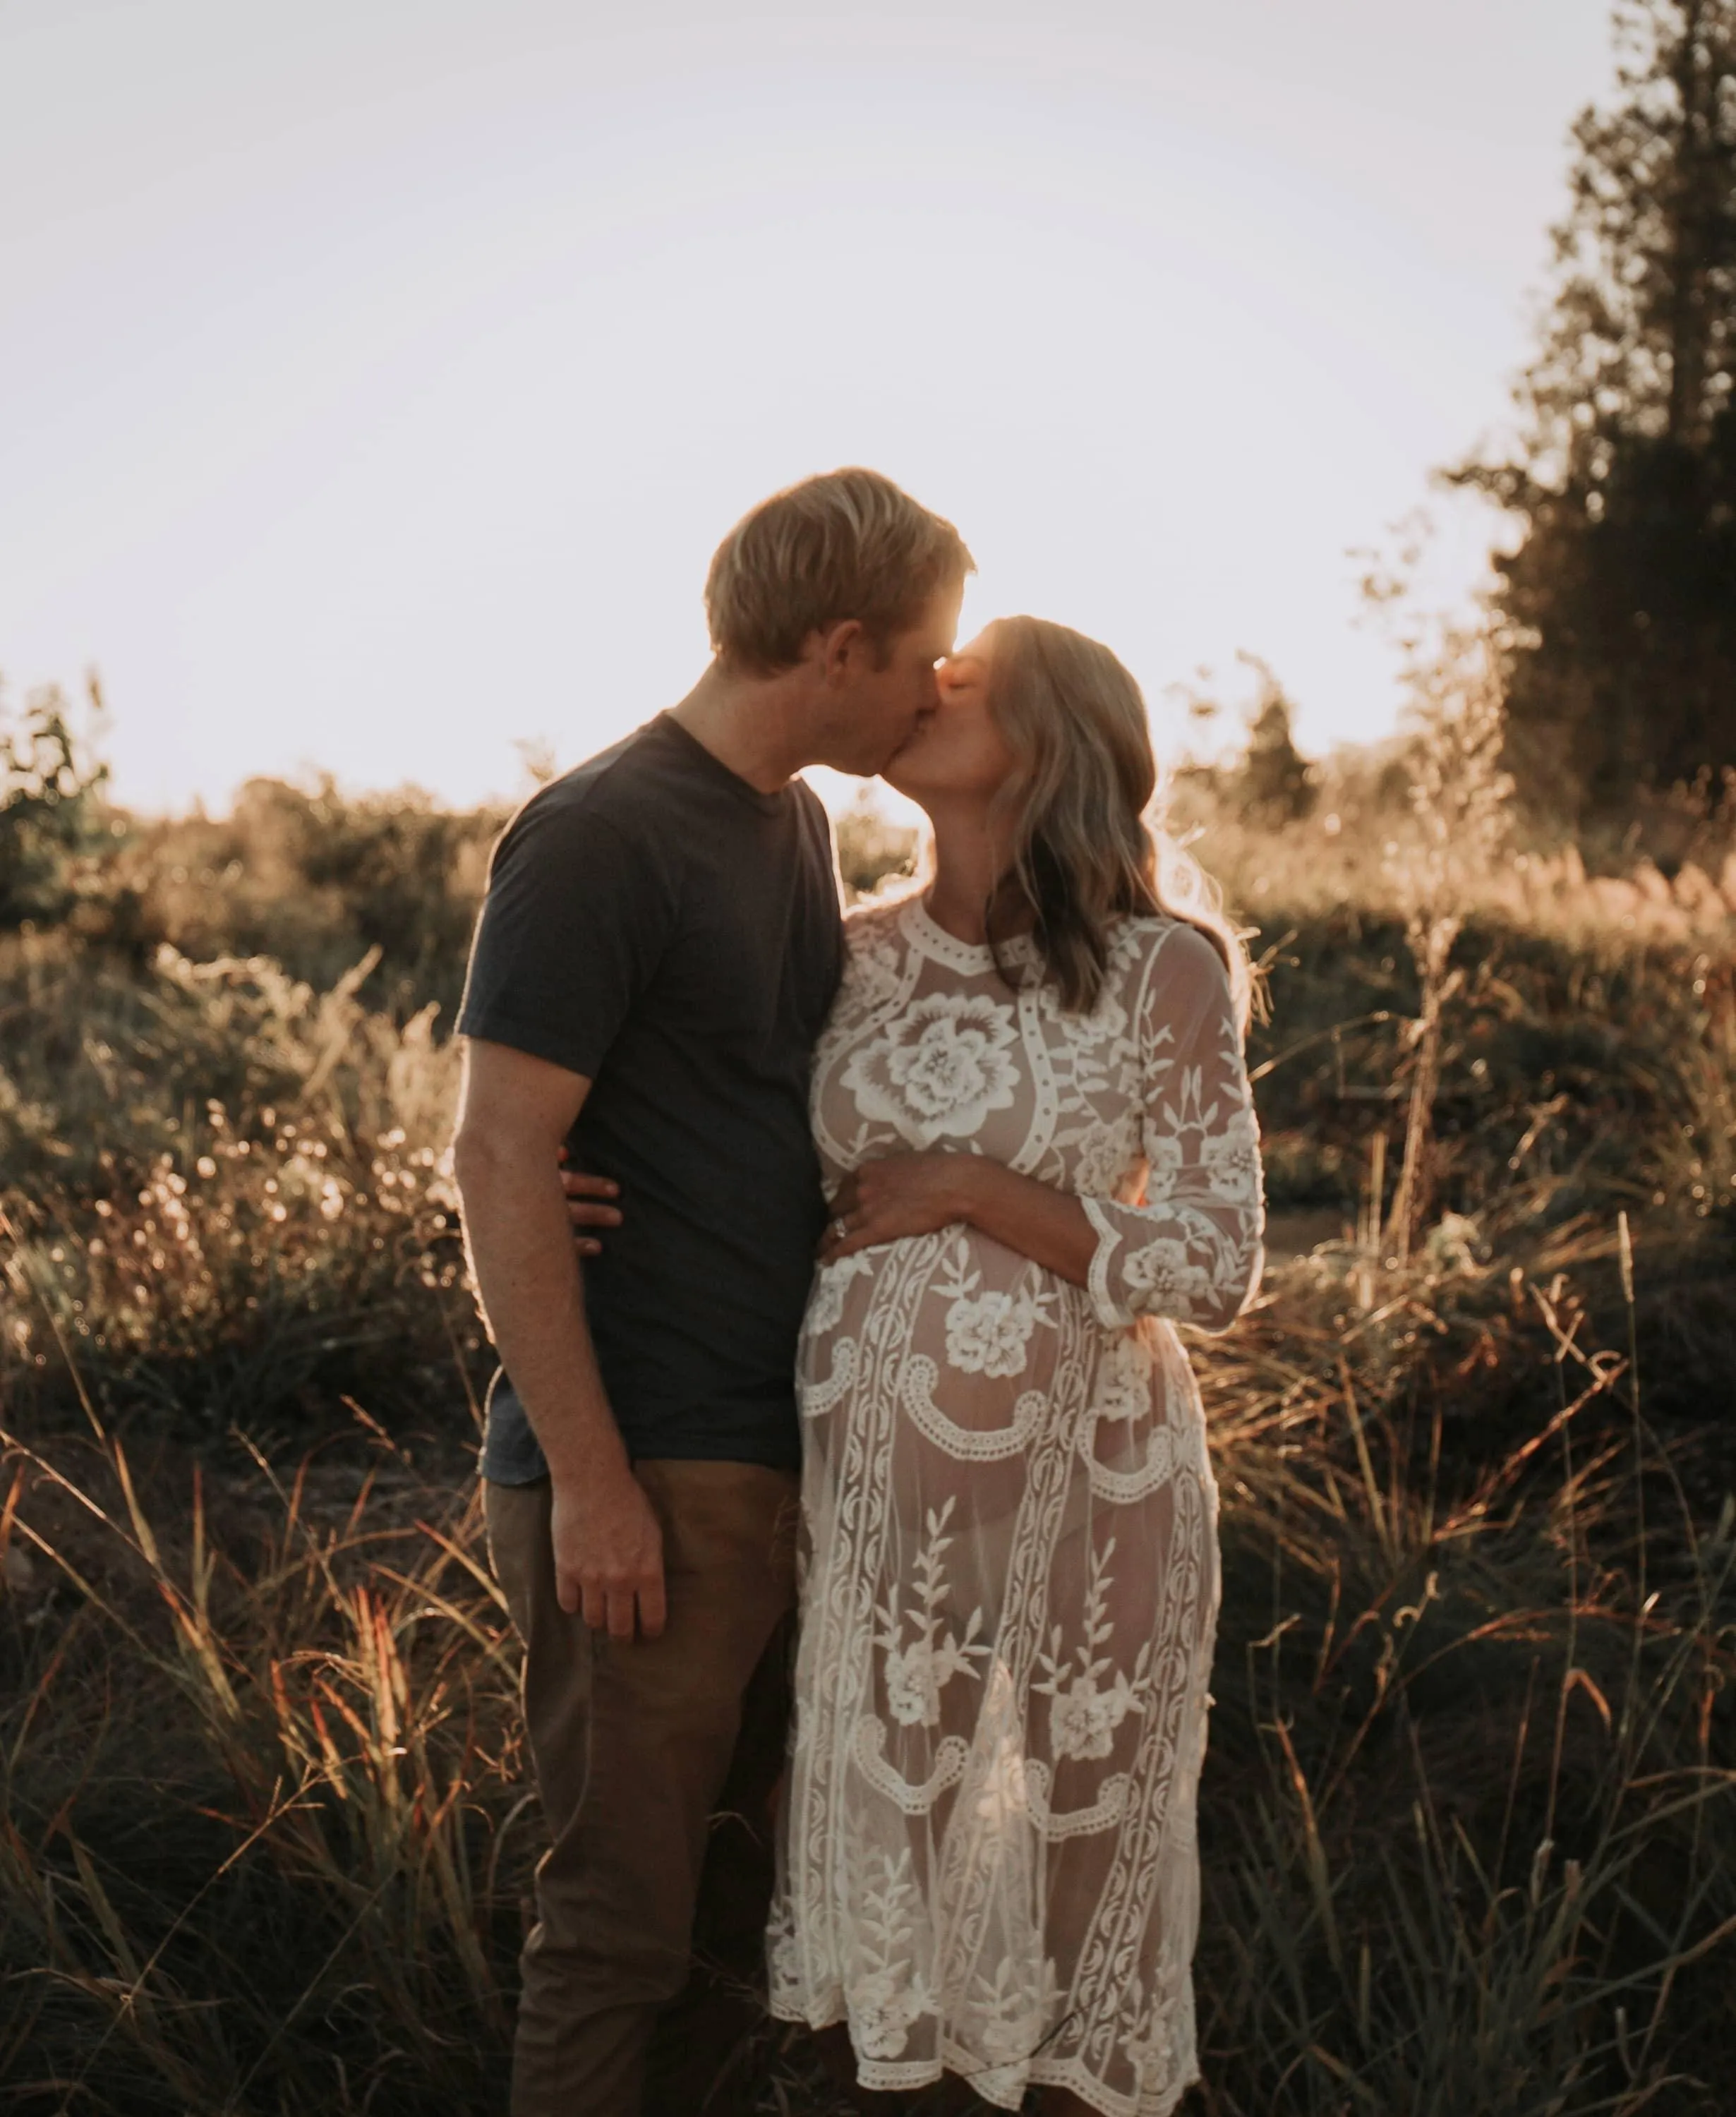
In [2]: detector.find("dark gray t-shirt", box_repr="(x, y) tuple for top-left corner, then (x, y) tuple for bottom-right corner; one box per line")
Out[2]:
(457, 713), (843, 1480)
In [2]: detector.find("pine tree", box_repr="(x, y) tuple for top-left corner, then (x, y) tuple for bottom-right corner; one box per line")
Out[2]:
(1455, 0), (1736, 828)
(1234, 656), (1317, 826)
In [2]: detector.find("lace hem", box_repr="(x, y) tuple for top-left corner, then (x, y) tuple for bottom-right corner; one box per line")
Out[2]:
(765, 1993), (1201, 2117)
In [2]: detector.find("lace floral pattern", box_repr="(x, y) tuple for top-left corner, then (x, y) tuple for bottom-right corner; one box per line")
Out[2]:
(771, 894), (1264, 2117)
(841, 989), (1022, 1145)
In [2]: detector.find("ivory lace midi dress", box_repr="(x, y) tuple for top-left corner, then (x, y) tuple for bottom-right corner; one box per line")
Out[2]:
(768, 895), (1265, 2117)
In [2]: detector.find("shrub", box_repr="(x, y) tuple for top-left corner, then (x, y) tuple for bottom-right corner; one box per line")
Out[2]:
(1, 939), (483, 1444)
(0, 680), (111, 931)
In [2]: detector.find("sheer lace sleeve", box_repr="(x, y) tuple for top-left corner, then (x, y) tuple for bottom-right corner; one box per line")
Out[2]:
(1080, 923), (1265, 1333)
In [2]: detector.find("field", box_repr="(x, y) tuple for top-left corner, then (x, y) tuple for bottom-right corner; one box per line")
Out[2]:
(4, 723), (1736, 2114)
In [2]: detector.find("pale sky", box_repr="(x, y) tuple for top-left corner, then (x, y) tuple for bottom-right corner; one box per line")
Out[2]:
(0, 0), (1615, 814)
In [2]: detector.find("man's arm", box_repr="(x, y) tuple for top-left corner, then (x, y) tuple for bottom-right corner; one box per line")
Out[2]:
(452, 1037), (664, 1641)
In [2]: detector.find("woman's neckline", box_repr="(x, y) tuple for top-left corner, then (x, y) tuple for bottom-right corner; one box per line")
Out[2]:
(901, 893), (1037, 974)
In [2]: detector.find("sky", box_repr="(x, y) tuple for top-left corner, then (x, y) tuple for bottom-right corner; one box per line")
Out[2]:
(0, 0), (1618, 815)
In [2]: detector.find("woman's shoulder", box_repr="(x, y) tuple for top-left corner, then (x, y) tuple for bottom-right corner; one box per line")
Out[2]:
(1106, 909), (1196, 963)
(1118, 910), (1221, 957)
(1109, 912), (1236, 1001)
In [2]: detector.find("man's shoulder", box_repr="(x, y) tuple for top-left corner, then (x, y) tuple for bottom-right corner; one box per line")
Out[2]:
(791, 775), (839, 857)
(493, 722), (695, 874)
(525, 719), (677, 823)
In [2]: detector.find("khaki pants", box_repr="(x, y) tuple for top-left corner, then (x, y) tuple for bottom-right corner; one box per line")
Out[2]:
(486, 1461), (799, 2117)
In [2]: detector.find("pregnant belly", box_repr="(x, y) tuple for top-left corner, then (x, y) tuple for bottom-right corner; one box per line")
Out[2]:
(797, 1222), (1097, 1454)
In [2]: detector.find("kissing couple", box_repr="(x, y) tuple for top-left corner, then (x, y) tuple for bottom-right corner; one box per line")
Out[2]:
(452, 469), (1265, 2117)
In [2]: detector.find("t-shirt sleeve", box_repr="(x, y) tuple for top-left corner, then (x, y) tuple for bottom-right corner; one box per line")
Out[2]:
(456, 791), (677, 1079)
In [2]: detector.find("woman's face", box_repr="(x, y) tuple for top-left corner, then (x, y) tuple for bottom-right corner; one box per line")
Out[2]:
(882, 626), (1016, 807)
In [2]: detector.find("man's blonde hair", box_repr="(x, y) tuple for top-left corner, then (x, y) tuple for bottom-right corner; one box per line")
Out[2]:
(705, 469), (973, 673)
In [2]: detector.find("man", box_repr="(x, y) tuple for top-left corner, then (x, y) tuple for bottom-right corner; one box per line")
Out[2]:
(453, 468), (972, 2117)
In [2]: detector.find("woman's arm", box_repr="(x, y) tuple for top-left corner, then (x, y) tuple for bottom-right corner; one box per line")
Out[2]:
(1075, 927), (1264, 1332)
(819, 1154), (1096, 1284)
(821, 926), (1265, 1334)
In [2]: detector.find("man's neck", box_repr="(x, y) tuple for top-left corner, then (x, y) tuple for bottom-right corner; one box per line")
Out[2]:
(669, 663), (809, 795)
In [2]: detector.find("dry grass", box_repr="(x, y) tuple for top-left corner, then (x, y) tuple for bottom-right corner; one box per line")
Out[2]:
(4, 1224), (1732, 2114)
(1190, 1246), (1736, 2115)
(2, 737), (1735, 2112)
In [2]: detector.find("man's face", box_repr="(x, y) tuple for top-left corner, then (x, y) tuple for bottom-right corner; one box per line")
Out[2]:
(810, 588), (963, 777)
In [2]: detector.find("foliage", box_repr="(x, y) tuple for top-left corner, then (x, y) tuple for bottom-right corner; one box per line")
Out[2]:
(0, 679), (111, 931)
(116, 778), (506, 1017)
(1234, 656), (1318, 828)
(1382, 628), (1516, 1260)
(1, 743), (1735, 2109)
(0, 934), (482, 1444)
(1162, 654), (1320, 832)
(833, 789), (917, 898)
(1454, 0), (1736, 829)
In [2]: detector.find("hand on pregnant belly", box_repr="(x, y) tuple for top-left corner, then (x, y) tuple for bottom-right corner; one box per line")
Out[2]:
(820, 1152), (978, 1262)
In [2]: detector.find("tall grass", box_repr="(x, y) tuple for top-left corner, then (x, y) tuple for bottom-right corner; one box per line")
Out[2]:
(3, 732), (1735, 2111)
(1, 1397), (524, 2113)
(1191, 1250), (1736, 2114)
(5, 1212), (1732, 2113)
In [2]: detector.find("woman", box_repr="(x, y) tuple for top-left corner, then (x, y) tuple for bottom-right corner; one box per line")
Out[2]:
(766, 617), (1265, 2117)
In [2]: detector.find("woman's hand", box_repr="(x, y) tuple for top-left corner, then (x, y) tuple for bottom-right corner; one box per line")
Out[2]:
(819, 1153), (980, 1262)
(559, 1151), (622, 1257)
(821, 1154), (1099, 1287)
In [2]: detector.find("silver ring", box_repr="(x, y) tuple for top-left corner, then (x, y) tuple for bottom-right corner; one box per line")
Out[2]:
(831, 1216), (850, 1241)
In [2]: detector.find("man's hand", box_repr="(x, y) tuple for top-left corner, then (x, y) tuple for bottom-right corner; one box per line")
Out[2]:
(559, 1154), (622, 1257)
(819, 1152), (979, 1262)
(453, 1042), (659, 1638)
(550, 1466), (666, 1640)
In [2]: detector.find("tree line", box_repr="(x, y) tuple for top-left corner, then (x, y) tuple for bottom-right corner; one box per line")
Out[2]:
(1459, 0), (1735, 837)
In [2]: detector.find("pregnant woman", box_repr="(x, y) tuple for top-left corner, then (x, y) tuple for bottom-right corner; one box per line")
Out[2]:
(768, 618), (1265, 2116)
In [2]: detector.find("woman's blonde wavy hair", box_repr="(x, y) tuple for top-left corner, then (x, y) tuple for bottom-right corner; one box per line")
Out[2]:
(977, 615), (1252, 1029)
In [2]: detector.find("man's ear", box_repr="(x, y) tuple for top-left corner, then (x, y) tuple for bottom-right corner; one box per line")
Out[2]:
(816, 618), (867, 684)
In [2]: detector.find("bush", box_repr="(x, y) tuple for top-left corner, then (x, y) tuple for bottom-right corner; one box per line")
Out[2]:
(0, 680), (111, 931)
(112, 779), (505, 1016)
(1, 936), (483, 1444)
